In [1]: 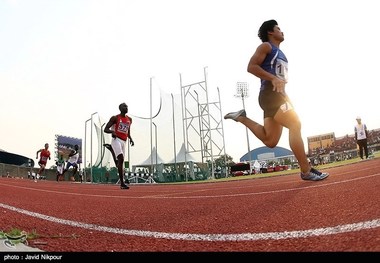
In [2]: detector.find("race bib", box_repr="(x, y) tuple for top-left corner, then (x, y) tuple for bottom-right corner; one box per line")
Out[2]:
(276, 59), (288, 82)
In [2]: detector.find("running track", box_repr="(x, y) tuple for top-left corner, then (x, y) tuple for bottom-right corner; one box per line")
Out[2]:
(0, 158), (379, 253)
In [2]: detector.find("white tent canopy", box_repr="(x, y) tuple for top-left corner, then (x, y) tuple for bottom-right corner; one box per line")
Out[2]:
(168, 143), (198, 164)
(137, 143), (199, 166)
(139, 146), (166, 166)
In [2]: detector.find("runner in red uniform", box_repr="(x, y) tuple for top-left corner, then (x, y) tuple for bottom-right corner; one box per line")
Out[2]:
(104, 103), (134, 189)
(35, 143), (51, 181)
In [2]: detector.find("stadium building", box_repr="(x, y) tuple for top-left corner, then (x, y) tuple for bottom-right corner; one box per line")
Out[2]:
(240, 146), (295, 163)
(0, 149), (34, 167)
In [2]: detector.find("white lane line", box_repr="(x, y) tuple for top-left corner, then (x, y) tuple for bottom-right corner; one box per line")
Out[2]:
(0, 173), (378, 199)
(1, 203), (379, 241)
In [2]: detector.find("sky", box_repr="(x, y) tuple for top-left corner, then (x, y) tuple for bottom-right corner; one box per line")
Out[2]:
(1, 0), (379, 168)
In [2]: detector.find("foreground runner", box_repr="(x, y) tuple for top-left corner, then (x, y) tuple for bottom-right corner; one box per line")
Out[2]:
(224, 19), (328, 181)
(103, 102), (134, 189)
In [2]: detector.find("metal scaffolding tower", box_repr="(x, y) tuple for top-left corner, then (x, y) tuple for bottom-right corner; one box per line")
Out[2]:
(180, 67), (226, 179)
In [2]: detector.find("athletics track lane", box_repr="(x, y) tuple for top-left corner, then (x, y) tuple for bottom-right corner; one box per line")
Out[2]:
(0, 158), (379, 252)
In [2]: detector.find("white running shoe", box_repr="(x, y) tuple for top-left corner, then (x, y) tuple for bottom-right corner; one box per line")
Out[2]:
(224, 109), (246, 121)
(301, 168), (329, 181)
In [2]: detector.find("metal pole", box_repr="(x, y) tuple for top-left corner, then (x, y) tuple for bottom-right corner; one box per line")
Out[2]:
(84, 118), (91, 182)
(100, 122), (105, 182)
(90, 112), (98, 183)
(235, 82), (250, 160)
(194, 90), (204, 161)
(241, 95), (251, 156)
(153, 122), (157, 175)
(127, 136), (130, 172)
(150, 77), (153, 176)
(179, 73), (188, 182)
(217, 87), (228, 178)
(203, 67), (215, 180)
(171, 93), (177, 181)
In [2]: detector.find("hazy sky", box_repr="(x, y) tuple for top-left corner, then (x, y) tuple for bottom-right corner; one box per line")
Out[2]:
(1, 0), (379, 168)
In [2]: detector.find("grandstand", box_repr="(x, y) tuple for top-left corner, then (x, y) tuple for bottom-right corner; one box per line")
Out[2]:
(306, 128), (380, 164)
(0, 149), (34, 167)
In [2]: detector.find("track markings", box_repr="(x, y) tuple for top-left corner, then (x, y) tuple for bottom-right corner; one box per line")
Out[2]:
(1, 203), (379, 242)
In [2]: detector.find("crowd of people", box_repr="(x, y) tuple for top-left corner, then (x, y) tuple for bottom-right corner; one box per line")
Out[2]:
(309, 117), (378, 163)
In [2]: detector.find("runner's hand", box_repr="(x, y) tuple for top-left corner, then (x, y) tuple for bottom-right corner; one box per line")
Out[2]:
(271, 77), (286, 93)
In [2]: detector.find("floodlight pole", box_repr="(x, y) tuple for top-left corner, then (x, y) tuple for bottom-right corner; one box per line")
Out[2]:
(242, 96), (250, 156)
(235, 82), (251, 159)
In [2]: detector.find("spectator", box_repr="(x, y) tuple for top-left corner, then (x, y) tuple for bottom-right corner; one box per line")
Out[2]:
(354, 116), (369, 160)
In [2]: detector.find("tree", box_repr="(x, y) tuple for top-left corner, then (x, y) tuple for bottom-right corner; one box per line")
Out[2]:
(206, 154), (235, 178)
(214, 154), (235, 168)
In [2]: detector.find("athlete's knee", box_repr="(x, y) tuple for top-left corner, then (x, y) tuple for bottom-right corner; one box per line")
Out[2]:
(263, 140), (279, 148)
(260, 131), (281, 147)
(117, 154), (124, 161)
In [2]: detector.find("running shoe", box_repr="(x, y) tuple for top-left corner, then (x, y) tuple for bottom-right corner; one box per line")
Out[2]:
(120, 184), (130, 189)
(224, 109), (246, 121)
(301, 167), (329, 181)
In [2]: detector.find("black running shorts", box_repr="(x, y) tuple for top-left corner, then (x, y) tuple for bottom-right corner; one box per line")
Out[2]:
(258, 87), (288, 118)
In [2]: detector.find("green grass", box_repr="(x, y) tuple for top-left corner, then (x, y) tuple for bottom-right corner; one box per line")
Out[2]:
(0, 228), (39, 244)
(0, 228), (80, 246)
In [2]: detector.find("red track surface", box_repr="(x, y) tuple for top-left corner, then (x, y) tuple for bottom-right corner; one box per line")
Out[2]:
(1, 158), (379, 253)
